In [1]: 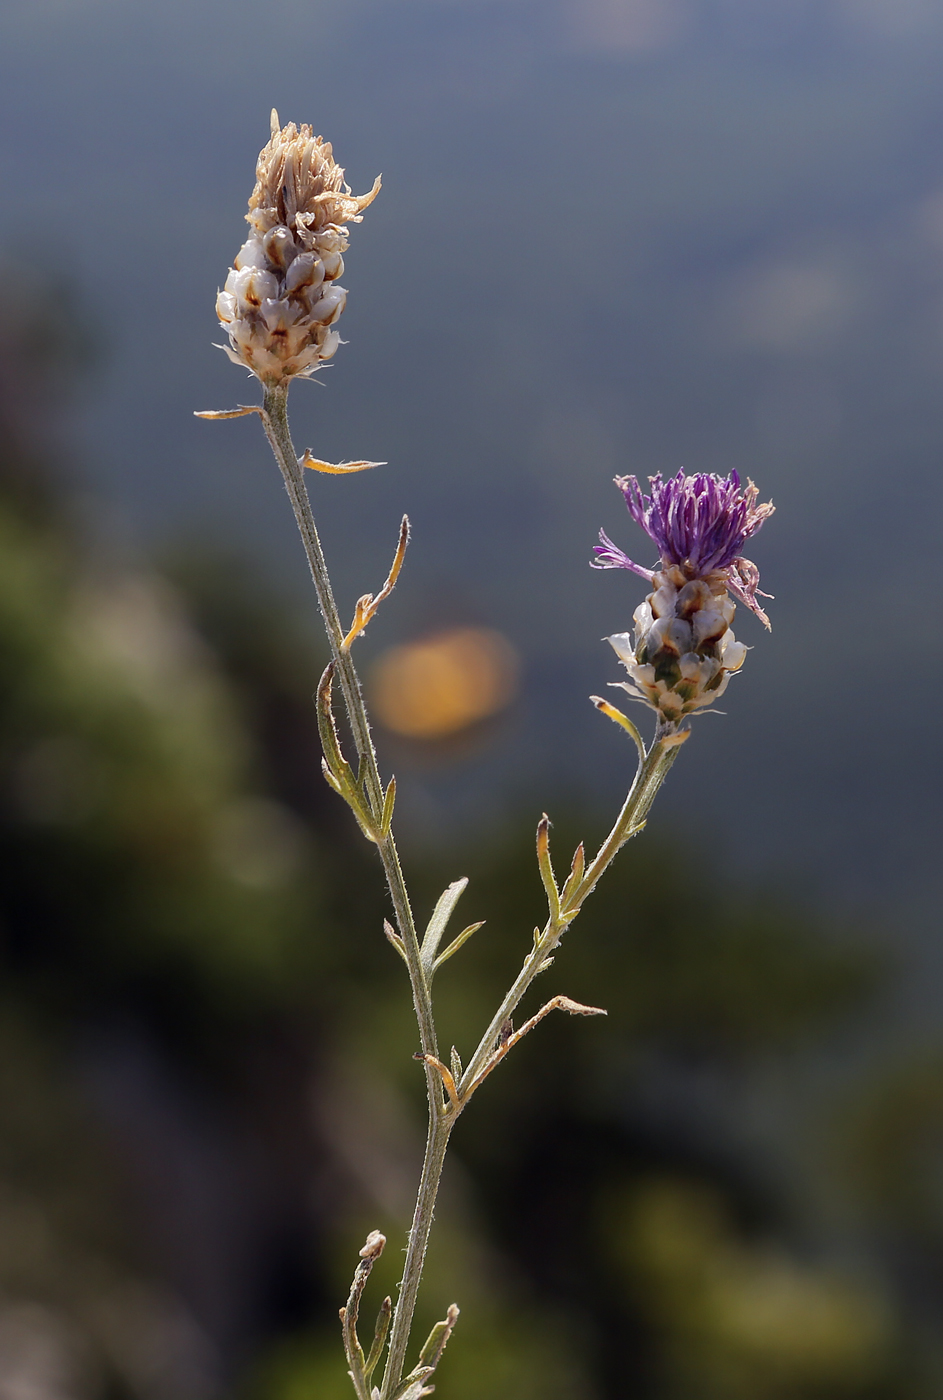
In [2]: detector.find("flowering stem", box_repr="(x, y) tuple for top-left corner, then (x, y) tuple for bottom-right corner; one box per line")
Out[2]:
(258, 383), (683, 1400)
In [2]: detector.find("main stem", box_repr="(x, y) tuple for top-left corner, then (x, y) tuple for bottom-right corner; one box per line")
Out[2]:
(260, 384), (445, 1400)
(382, 1110), (454, 1399)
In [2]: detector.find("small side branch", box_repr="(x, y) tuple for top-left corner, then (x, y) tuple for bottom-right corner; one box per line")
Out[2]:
(389, 1304), (460, 1400)
(462, 996), (606, 1104)
(340, 1230), (388, 1400)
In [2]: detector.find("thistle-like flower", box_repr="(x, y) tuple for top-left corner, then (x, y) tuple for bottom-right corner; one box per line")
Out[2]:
(593, 470), (774, 729)
(215, 111), (380, 386)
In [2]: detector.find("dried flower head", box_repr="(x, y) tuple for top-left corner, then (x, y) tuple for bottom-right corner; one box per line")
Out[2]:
(215, 111), (380, 386)
(593, 470), (774, 730)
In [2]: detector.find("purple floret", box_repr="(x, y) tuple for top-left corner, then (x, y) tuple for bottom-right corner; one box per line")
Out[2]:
(592, 469), (774, 625)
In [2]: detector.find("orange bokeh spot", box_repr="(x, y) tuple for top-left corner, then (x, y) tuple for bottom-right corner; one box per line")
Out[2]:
(369, 627), (519, 740)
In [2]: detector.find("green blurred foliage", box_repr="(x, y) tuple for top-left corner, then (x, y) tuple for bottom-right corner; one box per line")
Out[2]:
(0, 275), (941, 1400)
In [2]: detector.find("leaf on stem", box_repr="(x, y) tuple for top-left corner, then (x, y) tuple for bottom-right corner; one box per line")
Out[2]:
(364, 1296), (392, 1381)
(660, 728), (691, 749)
(317, 664), (354, 789)
(450, 1045), (463, 1082)
(342, 516), (410, 650)
(590, 695), (646, 761)
(413, 1053), (461, 1111)
(391, 1304), (460, 1400)
(317, 663), (379, 839)
(384, 919), (408, 964)
(417, 1304), (461, 1371)
(420, 877), (469, 975)
(321, 758), (344, 795)
(560, 841), (585, 910)
(389, 1370), (436, 1400)
(432, 921), (485, 973)
(380, 776), (396, 838)
(193, 404), (265, 420)
(536, 814), (561, 922)
(299, 449), (386, 475)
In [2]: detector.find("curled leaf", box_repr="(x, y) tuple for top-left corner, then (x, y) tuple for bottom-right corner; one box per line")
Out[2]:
(300, 449), (386, 474)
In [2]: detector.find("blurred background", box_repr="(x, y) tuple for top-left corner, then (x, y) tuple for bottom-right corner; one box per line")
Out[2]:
(0, 0), (942, 1394)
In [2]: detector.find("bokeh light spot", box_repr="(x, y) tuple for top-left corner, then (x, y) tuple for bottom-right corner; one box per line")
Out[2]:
(369, 628), (519, 740)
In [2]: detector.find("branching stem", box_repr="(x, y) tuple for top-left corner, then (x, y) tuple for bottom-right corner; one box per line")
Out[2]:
(257, 382), (681, 1400)
(457, 737), (680, 1102)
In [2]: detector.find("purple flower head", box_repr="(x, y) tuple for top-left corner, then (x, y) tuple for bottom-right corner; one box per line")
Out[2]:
(593, 469), (774, 625)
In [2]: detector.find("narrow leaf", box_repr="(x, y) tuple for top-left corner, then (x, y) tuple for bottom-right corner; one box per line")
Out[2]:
(420, 878), (469, 974)
(194, 404), (263, 420)
(536, 814), (561, 921)
(384, 919), (408, 965)
(417, 1304), (460, 1371)
(317, 664), (379, 838)
(560, 841), (585, 909)
(432, 921), (485, 973)
(389, 1369), (435, 1400)
(342, 516), (410, 648)
(299, 450), (386, 474)
(590, 694), (646, 761)
(414, 1053), (460, 1110)
(364, 1296), (392, 1380)
(380, 776), (396, 838)
(316, 664), (356, 795)
(321, 758), (344, 795)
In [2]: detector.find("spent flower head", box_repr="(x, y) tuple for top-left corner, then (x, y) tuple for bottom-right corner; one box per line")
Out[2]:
(215, 111), (380, 386)
(593, 470), (774, 730)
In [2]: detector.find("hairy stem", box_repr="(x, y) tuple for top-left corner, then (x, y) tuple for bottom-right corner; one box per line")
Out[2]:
(380, 1111), (455, 1400)
(260, 384), (448, 1400)
(261, 387), (427, 1014)
(261, 388), (438, 1066)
